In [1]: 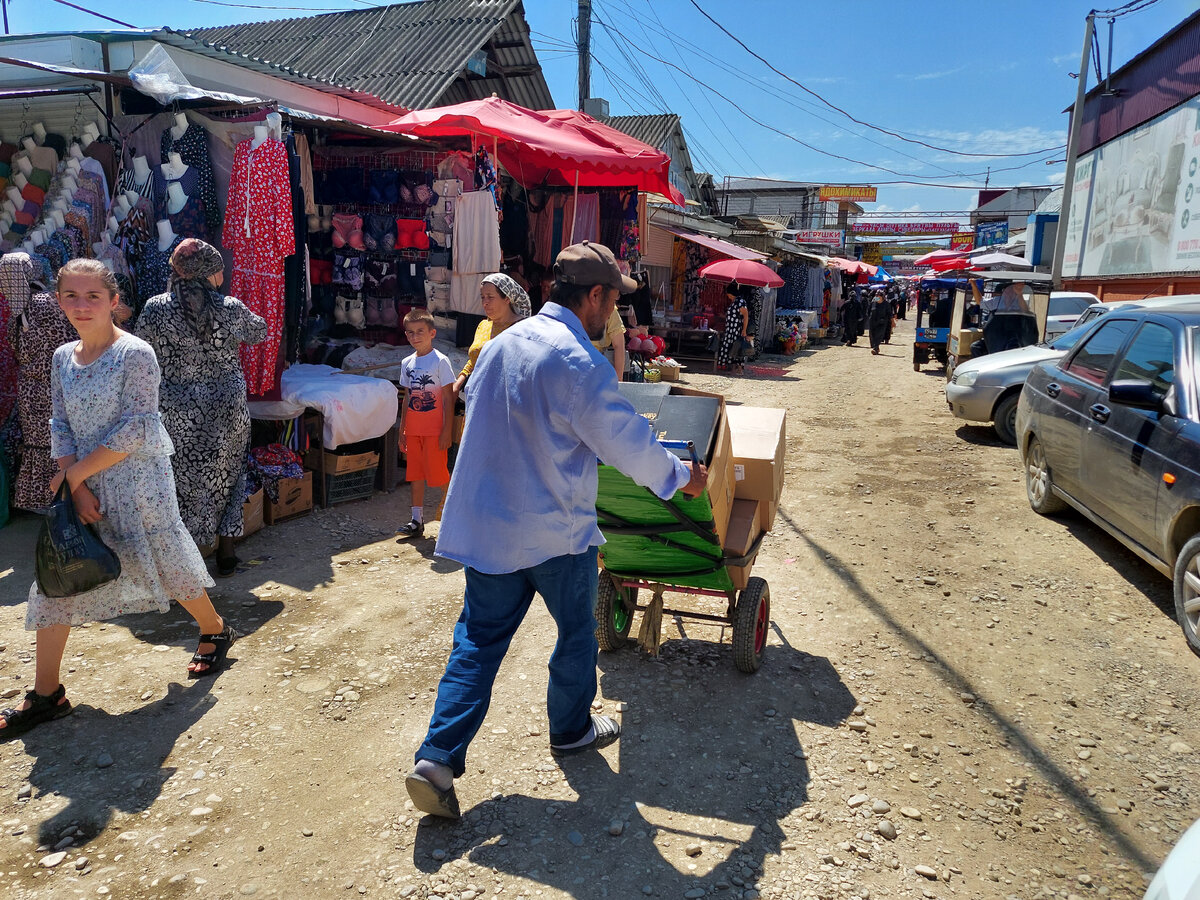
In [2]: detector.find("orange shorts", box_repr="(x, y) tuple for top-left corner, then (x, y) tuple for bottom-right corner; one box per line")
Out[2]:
(404, 433), (450, 487)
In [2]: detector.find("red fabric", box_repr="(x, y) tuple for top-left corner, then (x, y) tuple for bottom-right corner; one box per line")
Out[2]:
(222, 138), (295, 396)
(378, 97), (685, 207)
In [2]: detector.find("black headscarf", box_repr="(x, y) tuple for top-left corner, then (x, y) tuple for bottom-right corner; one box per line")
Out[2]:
(168, 238), (225, 342)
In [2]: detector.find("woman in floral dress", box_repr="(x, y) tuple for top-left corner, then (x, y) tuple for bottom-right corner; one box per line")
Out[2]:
(0, 259), (238, 741)
(137, 239), (267, 577)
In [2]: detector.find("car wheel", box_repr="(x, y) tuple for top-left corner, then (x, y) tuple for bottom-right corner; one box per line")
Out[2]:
(992, 394), (1020, 446)
(1172, 535), (1200, 657)
(1024, 435), (1067, 515)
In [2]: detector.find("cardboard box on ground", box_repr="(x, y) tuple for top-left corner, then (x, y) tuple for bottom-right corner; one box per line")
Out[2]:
(241, 488), (264, 538)
(265, 471), (313, 524)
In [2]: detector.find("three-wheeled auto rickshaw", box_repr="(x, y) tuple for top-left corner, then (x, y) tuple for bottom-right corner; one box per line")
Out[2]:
(944, 271), (1052, 379)
(912, 276), (965, 372)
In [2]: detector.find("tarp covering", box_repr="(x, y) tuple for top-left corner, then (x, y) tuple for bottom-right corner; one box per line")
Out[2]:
(127, 44), (265, 106)
(378, 96), (685, 205)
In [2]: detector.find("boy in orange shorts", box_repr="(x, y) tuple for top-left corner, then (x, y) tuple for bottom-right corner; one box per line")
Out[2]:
(397, 309), (454, 539)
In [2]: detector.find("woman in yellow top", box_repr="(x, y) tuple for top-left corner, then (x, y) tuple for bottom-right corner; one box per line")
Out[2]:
(590, 306), (627, 379)
(452, 273), (531, 401)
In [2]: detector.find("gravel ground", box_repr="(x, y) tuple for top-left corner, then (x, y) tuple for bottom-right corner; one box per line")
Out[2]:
(1, 318), (1198, 900)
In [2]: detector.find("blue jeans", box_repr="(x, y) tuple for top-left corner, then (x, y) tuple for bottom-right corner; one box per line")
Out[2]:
(416, 547), (599, 776)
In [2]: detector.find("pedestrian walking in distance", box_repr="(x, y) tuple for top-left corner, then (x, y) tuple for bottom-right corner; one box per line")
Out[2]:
(405, 241), (707, 819)
(868, 290), (892, 355)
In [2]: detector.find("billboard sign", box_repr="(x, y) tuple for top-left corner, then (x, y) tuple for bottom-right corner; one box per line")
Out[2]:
(1062, 92), (1198, 277)
(819, 185), (878, 202)
(950, 232), (975, 251)
(791, 229), (844, 245)
(851, 222), (961, 235)
(861, 245), (883, 265)
(975, 221), (1009, 247)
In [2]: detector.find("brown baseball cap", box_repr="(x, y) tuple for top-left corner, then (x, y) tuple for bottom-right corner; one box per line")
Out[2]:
(554, 241), (638, 294)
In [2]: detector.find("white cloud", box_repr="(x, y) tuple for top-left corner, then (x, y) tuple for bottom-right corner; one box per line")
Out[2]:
(916, 126), (1067, 157)
(1051, 51), (1079, 66)
(909, 66), (967, 81)
(1048, 170), (1066, 185)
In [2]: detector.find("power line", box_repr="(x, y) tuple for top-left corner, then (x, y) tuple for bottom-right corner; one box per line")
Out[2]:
(47, 0), (136, 27)
(598, 35), (1060, 183)
(686, 0), (1065, 159)
(182, 0), (358, 9)
(597, 0), (763, 176)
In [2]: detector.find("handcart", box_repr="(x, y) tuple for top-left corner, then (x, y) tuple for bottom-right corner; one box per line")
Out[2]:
(594, 439), (771, 673)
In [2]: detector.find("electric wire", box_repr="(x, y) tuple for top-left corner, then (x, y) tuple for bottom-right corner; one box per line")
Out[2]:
(46, 0), (136, 27)
(614, 0), (765, 175)
(593, 0), (970, 179)
(686, 0), (1065, 159)
(593, 33), (1061, 183)
(181, 0), (361, 10)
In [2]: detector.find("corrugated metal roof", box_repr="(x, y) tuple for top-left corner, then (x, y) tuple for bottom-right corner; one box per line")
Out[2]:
(600, 113), (679, 151)
(181, 0), (553, 112)
(1075, 8), (1200, 154)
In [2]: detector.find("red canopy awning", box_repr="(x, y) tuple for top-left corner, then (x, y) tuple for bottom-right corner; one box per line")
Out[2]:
(377, 97), (685, 206)
(828, 257), (877, 276)
(660, 226), (766, 261)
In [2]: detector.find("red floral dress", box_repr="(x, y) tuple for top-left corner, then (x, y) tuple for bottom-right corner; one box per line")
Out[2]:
(222, 138), (294, 396)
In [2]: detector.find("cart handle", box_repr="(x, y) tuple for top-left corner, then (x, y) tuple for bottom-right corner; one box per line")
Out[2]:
(659, 439), (700, 467)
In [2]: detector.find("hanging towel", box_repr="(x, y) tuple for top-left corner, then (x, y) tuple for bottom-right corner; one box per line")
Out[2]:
(451, 190), (501, 275)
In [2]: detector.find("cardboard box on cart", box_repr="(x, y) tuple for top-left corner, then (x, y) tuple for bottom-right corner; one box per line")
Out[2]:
(659, 385), (736, 547)
(724, 497), (764, 590)
(725, 405), (786, 530)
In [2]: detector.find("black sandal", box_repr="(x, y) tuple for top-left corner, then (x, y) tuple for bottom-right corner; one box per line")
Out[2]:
(0, 684), (71, 741)
(215, 555), (240, 578)
(188, 624), (239, 679)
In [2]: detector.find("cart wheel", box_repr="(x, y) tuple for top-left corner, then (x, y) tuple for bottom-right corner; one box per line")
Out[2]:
(595, 574), (635, 651)
(732, 577), (770, 673)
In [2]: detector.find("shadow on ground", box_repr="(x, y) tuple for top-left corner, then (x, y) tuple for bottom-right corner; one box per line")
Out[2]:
(411, 622), (854, 897)
(772, 505), (1159, 873)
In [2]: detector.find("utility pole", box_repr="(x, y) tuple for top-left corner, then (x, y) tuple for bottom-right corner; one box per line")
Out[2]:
(577, 0), (592, 112)
(2, 0), (9, 36)
(1051, 12), (1095, 289)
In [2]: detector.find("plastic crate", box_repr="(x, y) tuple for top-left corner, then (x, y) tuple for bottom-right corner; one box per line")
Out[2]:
(322, 466), (377, 506)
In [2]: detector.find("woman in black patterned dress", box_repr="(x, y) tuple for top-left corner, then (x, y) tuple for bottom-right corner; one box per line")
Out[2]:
(136, 239), (267, 577)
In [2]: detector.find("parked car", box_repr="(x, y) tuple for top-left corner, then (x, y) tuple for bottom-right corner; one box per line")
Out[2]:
(948, 296), (1200, 445)
(1144, 817), (1200, 899)
(946, 323), (1097, 445)
(1016, 302), (1200, 655)
(1044, 291), (1099, 340)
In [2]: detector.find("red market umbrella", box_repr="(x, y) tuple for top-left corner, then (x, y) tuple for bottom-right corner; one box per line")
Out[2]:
(929, 256), (976, 272)
(378, 96), (686, 206)
(698, 258), (784, 288)
(913, 248), (967, 266)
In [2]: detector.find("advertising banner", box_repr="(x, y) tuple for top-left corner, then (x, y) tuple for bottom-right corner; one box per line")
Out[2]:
(791, 229), (844, 245)
(1062, 92), (1195, 278)
(861, 245), (883, 265)
(950, 232), (975, 251)
(975, 221), (1009, 247)
(851, 222), (961, 235)
(819, 185), (878, 202)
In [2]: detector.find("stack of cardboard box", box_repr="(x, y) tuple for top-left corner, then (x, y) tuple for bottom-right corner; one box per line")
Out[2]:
(722, 406), (786, 588)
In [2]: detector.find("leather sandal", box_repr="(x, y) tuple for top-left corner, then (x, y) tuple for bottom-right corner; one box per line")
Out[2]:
(0, 684), (71, 741)
(188, 624), (239, 679)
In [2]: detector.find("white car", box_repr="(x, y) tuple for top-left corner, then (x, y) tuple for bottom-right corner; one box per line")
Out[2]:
(1144, 819), (1200, 898)
(1043, 291), (1099, 340)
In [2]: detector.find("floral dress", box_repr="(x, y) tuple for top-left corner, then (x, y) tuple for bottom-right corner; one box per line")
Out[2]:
(26, 332), (214, 630)
(9, 294), (77, 511)
(717, 295), (748, 367)
(137, 292), (267, 545)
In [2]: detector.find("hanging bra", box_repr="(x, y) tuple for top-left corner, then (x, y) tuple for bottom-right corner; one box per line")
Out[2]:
(362, 214), (396, 252)
(331, 213), (364, 250)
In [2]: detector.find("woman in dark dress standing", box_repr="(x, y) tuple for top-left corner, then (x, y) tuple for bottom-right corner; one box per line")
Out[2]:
(716, 282), (749, 372)
(868, 290), (893, 355)
(136, 239), (267, 577)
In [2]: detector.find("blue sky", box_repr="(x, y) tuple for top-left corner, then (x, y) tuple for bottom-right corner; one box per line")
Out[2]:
(18, 0), (1200, 220)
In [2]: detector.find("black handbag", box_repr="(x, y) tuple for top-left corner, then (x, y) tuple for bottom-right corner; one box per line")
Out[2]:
(34, 481), (121, 598)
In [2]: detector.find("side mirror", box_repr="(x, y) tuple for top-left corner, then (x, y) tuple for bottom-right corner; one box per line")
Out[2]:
(1109, 379), (1167, 413)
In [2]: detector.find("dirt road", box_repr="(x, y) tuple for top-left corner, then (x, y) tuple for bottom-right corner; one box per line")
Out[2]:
(2, 319), (1199, 900)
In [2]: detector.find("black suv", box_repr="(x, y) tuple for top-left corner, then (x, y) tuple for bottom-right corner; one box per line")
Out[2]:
(1016, 303), (1200, 655)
